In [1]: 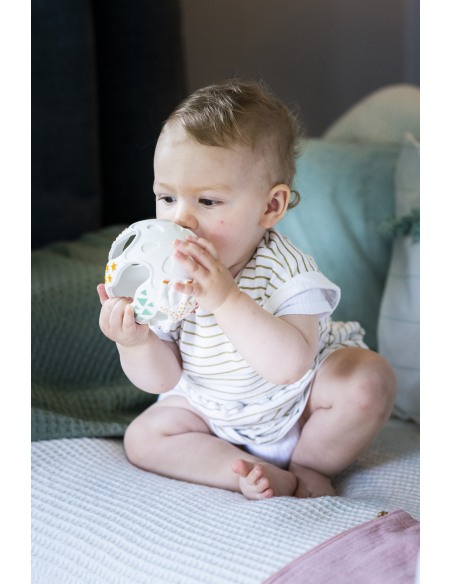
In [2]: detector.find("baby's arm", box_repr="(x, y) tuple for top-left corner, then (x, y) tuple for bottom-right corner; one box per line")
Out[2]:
(97, 284), (182, 393)
(172, 238), (319, 385)
(215, 297), (318, 385)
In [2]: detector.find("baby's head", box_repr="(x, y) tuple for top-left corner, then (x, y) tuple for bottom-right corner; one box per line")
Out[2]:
(162, 79), (302, 208)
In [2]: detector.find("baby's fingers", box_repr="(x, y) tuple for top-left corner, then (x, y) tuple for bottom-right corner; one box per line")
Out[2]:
(97, 283), (109, 304)
(99, 296), (128, 334)
(185, 235), (219, 260)
(120, 302), (150, 345)
(122, 302), (137, 330)
(174, 238), (217, 271)
(173, 279), (197, 297)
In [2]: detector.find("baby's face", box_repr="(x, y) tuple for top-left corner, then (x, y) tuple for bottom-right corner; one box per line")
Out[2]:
(153, 123), (274, 276)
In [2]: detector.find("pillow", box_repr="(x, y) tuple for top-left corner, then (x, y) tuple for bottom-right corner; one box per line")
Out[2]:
(278, 140), (399, 350)
(323, 84), (420, 145)
(377, 134), (420, 424)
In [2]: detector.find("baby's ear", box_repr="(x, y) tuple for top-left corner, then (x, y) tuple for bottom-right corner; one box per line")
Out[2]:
(260, 184), (291, 228)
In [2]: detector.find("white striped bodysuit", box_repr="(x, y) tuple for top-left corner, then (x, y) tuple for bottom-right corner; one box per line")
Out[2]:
(153, 229), (367, 447)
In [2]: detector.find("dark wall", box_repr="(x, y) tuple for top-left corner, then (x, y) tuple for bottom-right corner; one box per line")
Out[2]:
(32, 0), (419, 248)
(32, 0), (186, 248)
(180, 0), (419, 137)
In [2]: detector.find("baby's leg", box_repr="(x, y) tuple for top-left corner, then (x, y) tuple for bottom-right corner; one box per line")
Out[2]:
(124, 396), (297, 499)
(290, 347), (396, 498)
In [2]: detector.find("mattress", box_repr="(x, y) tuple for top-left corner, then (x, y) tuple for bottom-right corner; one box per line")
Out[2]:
(31, 418), (419, 584)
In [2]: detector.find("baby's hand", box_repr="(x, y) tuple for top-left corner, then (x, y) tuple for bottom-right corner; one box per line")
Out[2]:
(97, 284), (150, 347)
(172, 236), (239, 313)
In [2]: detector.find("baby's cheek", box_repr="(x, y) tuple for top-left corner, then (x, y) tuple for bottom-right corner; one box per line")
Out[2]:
(209, 235), (229, 259)
(205, 221), (237, 257)
(212, 219), (234, 240)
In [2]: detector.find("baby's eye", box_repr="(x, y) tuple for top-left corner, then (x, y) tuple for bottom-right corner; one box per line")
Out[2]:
(199, 198), (221, 207)
(156, 195), (176, 204)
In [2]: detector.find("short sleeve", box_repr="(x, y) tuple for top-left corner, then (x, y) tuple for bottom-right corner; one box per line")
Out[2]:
(150, 324), (180, 343)
(262, 271), (341, 317)
(275, 288), (337, 319)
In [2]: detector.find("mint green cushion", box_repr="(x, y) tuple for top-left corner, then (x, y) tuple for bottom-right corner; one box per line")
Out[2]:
(32, 226), (156, 441)
(278, 140), (399, 350)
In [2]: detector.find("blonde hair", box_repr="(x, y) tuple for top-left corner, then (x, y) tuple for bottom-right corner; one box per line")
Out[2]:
(165, 79), (303, 209)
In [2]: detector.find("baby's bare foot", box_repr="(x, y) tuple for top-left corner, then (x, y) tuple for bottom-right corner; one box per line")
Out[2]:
(289, 462), (336, 498)
(232, 459), (297, 500)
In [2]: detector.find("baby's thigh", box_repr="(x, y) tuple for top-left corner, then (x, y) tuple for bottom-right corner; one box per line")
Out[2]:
(125, 396), (212, 443)
(123, 397), (212, 469)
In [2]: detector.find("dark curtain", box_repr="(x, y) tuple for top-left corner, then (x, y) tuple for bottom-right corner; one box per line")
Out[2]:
(32, 0), (186, 248)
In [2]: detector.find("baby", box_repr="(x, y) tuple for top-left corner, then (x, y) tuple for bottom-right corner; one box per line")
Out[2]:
(97, 79), (396, 499)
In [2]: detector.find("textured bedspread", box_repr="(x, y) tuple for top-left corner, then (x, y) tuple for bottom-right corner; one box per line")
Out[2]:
(31, 418), (419, 584)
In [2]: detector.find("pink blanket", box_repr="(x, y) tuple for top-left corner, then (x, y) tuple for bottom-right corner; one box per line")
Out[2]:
(264, 510), (419, 584)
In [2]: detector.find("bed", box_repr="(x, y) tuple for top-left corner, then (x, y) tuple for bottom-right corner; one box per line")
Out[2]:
(31, 85), (420, 583)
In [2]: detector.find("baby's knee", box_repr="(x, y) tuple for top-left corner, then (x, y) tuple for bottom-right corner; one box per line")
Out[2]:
(123, 415), (158, 468)
(348, 353), (396, 419)
(123, 418), (143, 465)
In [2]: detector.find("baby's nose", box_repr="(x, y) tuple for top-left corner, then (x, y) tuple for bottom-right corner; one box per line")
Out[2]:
(173, 206), (198, 232)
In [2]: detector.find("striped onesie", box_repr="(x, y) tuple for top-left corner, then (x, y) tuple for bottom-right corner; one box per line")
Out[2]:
(153, 229), (366, 447)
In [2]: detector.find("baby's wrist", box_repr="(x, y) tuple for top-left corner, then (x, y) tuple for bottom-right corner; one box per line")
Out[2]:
(212, 286), (243, 316)
(116, 328), (153, 351)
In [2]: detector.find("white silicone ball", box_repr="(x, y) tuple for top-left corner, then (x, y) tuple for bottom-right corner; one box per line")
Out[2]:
(104, 219), (198, 327)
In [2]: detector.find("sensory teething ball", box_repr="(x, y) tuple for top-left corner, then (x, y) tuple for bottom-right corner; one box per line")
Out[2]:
(104, 219), (198, 329)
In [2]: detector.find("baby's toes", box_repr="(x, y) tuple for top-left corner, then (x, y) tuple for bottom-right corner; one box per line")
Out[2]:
(247, 465), (264, 485)
(256, 476), (271, 494)
(260, 486), (274, 499)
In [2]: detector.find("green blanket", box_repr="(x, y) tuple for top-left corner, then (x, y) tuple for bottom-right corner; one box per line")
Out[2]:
(31, 226), (156, 441)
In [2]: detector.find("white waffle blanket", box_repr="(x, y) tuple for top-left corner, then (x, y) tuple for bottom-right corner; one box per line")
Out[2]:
(31, 418), (419, 584)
